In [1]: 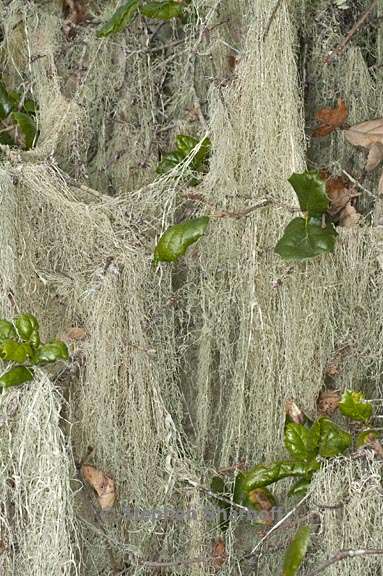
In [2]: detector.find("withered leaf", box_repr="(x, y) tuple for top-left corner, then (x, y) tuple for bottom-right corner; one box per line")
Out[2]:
(367, 434), (383, 459)
(319, 171), (360, 226)
(312, 98), (348, 138)
(66, 326), (87, 341)
(212, 538), (227, 569)
(285, 400), (306, 425)
(63, 0), (87, 24)
(317, 390), (340, 416)
(81, 464), (116, 510)
(344, 118), (383, 172)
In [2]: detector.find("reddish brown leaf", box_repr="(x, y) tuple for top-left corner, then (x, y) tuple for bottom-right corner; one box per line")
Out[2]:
(317, 390), (341, 416)
(312, 98), (348, 138)
(367, 434), (383, 459)
(212, 538), (227, 569)
(81, 464), (116, 510)
(319, 170), (360, 226)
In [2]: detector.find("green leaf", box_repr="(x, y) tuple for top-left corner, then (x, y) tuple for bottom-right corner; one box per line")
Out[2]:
(33, 341), (69, 364)
(0, 340), (32, 363)
(22, 98), (37, 115)
(282, 526), (311, 576)
(97, 0), (139, 36)
(339, 390), (373, 422)
(275, 217), (337, 261)
(284, 421), (320, 462)
(156, 150), (185, 175)
(242, 459), (319, 491)
(288, 477), (312, 498)
(0, 132), (14, 146)
(15, 314), (39, 340)
(140, 1), (184, 19)
(0, 80), (14, 119)
(355, 429), (379, 448)
(0, 366), (33, 388)
(288, 171), (329, 216)
(154, 216), (209, 263)
(175, 134), (199, 156)
(318, 417), (352, 457)
(12, 112), (37, 149)
(0, 320), (17, 341)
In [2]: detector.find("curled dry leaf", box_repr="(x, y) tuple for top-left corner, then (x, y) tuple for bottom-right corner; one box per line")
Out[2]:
(344, 118), (383, 171)
(212, 538), (227, 569)
(320, 171), (360, 227)
(312, 98), (348, 138)
(81, 464), (116, 510)
(63, 0), (88, 36)
(317, 390), (341, 416)
(285, 399), (306, 425)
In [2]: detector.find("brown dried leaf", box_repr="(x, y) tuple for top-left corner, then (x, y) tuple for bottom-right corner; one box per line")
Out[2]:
(324, 174), (353, 216)
(212, 538), (227, 569)
(248, 488), (273, 511)
(344, 118), (383, 148)
(81, 464), (116, 510)
(66, 326), (87, 341)
(312, 98), (348, 138)
(366, 142), (383, 172)
(285, 399), (306, 425)
(344, 118), (383, 172)
(317, 390), (340, 416)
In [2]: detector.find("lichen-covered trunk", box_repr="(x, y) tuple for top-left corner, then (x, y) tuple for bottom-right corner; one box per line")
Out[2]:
(0, 1), (383, 574)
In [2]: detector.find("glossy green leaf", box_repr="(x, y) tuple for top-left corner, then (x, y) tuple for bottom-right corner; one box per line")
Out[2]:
(0, 80), (14, 119)
(356, 429), (379, 448)
(284, 421), (320, 462)
(12, 112), (37, 149)
(339, 390), (372, 422)
(0, 320), (17, 341)
(0, 340), (32, 363)
(33, 340), (69, 364)
(288, 477), (312, 498)
(15, 314), (39, 340)
(242, 459), (319, 491)
(282, 526), (311, 576)
(154, 216), (209, 263)
(0, 366), (33, 388)
(318, 417), (352, 457)
(288, 171), (329, 216)
(175, 134), (198, 156)
(141, 1), (184, 19)
(97, 0), (139, 36)
(275, 217), (337, 261)
(156, 150), (185, 175)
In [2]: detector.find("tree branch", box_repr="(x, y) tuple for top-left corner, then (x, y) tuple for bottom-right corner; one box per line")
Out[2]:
(324, 0), (379, 64)
(307, 548), (383, 576)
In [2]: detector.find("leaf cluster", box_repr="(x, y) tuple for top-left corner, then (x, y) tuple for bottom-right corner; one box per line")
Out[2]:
(156, 134), (211, 185)
(0, 80), (37, 149)
(97, 0), (187, 37)
(0, 313), (69, 389)
(275, 171), (338, 260)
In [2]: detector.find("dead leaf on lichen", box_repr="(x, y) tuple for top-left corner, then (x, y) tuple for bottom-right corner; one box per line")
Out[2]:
(212, 538), (227, 569)
(66, 326), (87, 341)
(317, 390), (341, 416)
(81, 464), (116, 510)
(319, 171), (360, 227)
(312, 98), (348, 138)
(344, 118), (383, 171)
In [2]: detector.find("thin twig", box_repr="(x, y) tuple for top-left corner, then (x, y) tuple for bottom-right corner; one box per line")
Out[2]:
(263, 0), (285, 41)
(324, 0), (379, 64)
(307, 548), (383, 576)
(341, 169), (375, 198)
(138, 555), (214, 568)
